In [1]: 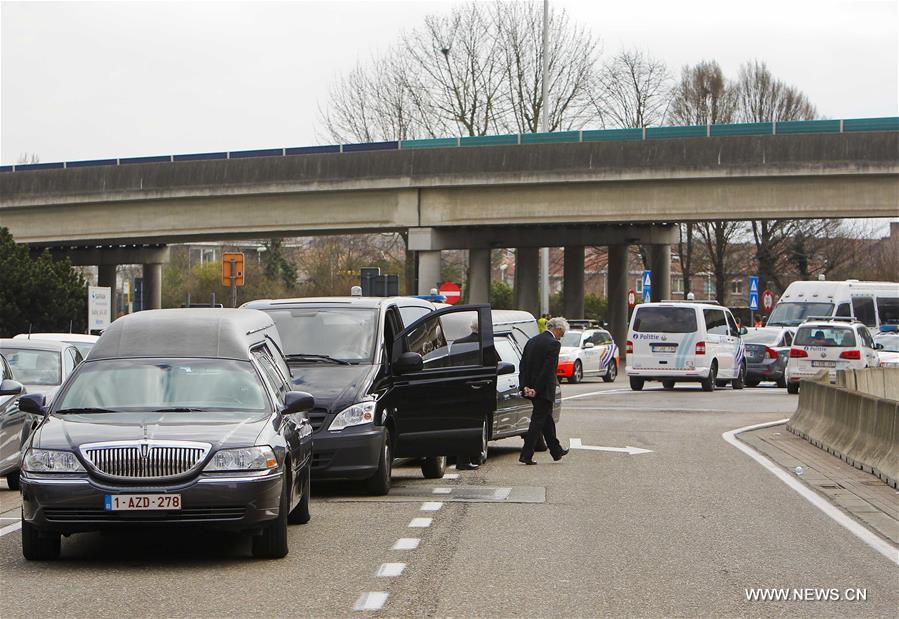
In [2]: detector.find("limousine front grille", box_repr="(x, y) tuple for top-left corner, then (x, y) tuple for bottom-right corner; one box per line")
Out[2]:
(44, 506), (245, 522)
(307, 408), (330, 432)
(80, 441), (211, 480)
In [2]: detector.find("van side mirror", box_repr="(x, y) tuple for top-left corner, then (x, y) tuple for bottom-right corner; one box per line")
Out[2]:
(394, 352), (423, 374)
(739, 326), (748, 335)
(0, 379), (24, 396)
(497, 361), (515, 376)
(281, 391), (314, 415)
(583, 342), (595, 349)
(18, 393), (46, 415)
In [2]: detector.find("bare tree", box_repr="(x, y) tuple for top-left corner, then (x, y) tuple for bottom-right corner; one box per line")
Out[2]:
(735, 60), (817, 123)
(668, 60), (736, 126)
(699, 221), (744, 305)
(592, 48), (671, 128)
(16, 153), (40, 164)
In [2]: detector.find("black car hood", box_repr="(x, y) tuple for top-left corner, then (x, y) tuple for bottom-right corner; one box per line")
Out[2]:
(33, 412), (272, 452)
(288, 363), (374, 413)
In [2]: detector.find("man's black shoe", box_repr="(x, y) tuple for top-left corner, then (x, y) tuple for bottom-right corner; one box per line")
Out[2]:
(552, 448), (570, 462)
(519, 458), (538, 465)
(456, 461), (479, 471)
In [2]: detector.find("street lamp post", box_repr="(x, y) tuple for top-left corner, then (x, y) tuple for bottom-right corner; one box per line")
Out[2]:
(539, 0), (550, 316)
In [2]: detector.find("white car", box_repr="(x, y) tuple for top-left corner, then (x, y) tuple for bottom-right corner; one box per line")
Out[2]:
(873, 332), (899, 367)
(626, 302), (746, 391)
(13, 333), (99, 358)
(556, 328), (619, 383)
(785, 318), (880, 393)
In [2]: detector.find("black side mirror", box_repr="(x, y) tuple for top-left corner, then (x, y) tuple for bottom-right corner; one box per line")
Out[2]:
(18, 393), (47, 415)
(394, 352), (423, 374)
(281, 391), (314, 416)
(497, 361), (515, 376)
(0, 379), (24, 396)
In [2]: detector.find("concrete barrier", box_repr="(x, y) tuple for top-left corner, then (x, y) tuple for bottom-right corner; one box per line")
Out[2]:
(787, 370), (898, 488)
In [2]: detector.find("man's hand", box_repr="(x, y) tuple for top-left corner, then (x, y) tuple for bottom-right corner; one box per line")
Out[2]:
(522, 387), (536, 398)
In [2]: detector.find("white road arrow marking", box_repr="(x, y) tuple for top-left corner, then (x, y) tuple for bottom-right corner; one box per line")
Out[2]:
(569, 437), (653, 455)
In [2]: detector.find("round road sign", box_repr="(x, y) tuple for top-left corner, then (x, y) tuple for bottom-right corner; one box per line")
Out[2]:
(438, 281), (462, 305)
(761, 289), (775, 312)
(627, 288), (637, 309)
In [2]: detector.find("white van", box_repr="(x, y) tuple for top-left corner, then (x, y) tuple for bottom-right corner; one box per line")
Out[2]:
(766, 280), (899, 331)
(626, 302), (745, 392)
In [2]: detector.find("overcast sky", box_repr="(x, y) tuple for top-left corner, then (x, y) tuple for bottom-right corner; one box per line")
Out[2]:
(2, 0), (897, 165)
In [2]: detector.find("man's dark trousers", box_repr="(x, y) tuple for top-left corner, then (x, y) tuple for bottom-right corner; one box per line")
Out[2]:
(521, 396), (562, 461)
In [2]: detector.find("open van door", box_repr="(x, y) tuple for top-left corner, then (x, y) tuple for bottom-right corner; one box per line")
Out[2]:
(386, 304), (497, 459)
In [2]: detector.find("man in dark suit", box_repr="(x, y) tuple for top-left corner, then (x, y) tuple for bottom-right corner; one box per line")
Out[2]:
(519, 316), (570, 464)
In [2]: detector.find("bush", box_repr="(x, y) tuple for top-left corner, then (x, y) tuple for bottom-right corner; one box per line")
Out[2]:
(489, 281), (514, 309)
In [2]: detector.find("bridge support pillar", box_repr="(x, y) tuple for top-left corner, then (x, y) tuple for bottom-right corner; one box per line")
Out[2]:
(563, 245), (585, 319)
(607, 244), (629, 362)
(468, 248), (490, 305)
(97, 264), (118, 319)
(417, 251), (441, 295)
(515, 247), (539, 317)
(648, 244), (671, 302)
(143, 263), (163, 310)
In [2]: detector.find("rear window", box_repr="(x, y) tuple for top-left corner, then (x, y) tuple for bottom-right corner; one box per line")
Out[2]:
(794, 326), (856, 347)
(876, 297), (899, 325)
(742, 330), (780, 345)
(632, 307), (698, 333)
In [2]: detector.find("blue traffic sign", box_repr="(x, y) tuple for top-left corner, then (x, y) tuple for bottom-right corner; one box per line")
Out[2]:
(642, 270), (652, 302)
(748, 276), (759, 310)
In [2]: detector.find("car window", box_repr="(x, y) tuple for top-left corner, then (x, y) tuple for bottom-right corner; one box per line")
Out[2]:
(406, 310), (482, 369)
(851, 297), (876, 327)
(560, 331), (584, 347)
(398, 305), (431, 328)
(874, 335), (899, 352)
(493, 336), (520, 368)
(63, 349), (76, 376)
(703, 309), (729, 336)
(588, 331), (604, 345)
(1, 356), (11, 380)
(252, 347), (289, 405)
(0, 348), (62, 385)
(632, 307), (698, 333)
(724, 312), (740, 337)
(783, 332), (794, 346)
(795, 326), (856, 347)
(265, 307), (378, 363)
(836, 302), (852, 317)
(857, 328), (875, 350)
(876, 297), (899, 325)
(743, 330), (779, 345)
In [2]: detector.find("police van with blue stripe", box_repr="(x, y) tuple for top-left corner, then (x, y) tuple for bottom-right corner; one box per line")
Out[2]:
(626, 301), (746, 392)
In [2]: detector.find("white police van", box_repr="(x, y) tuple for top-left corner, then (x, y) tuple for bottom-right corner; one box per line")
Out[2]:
(626, 301), (745, 391)
(784, 317), (880, 393)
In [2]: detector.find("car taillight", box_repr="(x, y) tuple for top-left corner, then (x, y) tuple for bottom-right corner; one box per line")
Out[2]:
(790, 348), (808, 358)
(765, 347), (778, 359)
(695, 342), (705, 355)
(626, 340), (633, 354)
(840, 350), (861, 360)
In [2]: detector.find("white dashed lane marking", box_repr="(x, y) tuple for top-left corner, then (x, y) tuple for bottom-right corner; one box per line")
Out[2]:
(443, 473), (460, 479)
(408, 517), (432, 528)
(392, 538), (420, 550)
(420, 501), (443, 512)
(376, 562), (406, 577)
(353, 592), (388, 611)
(432, 487), (452, 494)
(0, 521), (22, 537)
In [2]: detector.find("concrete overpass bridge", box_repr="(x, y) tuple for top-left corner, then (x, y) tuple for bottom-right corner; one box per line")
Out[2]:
(2, 118), (897, 348)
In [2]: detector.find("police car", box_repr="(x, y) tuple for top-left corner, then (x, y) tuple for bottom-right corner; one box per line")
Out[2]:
(785, 317), (880, 393)
(626, 301), (746, 391)
(556, 328), (618, 383)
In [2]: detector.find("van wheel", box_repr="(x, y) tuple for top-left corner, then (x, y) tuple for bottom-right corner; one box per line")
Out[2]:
(21, 518), (60, 561)
(732, 363), (746, 390)
(5, 470), (20, 491)
(287, 464), (311, 525)
(629, 376), (644, 391)
(787, 382), (800, 395)
(365, 434), (392, 496)
(421, 456), (447, 479)
(701, 363), (717, 392)
(252, 480), (290, 558)
(662, 380), (675, 390)
(569, 361), (583, 384)
(602, 360), (618, 383)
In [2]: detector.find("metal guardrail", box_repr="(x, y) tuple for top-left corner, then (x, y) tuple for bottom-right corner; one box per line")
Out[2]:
(2, 116), (896, 173)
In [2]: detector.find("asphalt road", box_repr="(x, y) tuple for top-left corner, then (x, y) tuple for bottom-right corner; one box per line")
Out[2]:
(1, 380), (896, 618)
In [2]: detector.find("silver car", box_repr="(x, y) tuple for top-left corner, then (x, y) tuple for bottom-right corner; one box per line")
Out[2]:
(0, 339), (83, 402)
(0, 353), (27, 489)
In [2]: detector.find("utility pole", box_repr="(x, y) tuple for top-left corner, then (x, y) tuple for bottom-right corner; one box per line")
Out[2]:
(539, 0), (551, 316)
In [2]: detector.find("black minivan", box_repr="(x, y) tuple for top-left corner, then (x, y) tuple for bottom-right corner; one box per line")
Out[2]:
(242, 296), (503, 494)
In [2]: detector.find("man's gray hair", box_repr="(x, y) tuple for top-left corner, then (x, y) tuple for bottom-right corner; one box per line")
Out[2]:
(546, 317), (570, 334)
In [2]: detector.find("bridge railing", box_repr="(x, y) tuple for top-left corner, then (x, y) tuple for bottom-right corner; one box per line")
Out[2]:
(2, 116), (896, 173)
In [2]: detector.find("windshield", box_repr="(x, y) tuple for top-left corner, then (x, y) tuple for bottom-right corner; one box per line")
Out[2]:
(632, 307), (698, 333)
(794, 326), (855, 347)
(1, 348), (61, 385)
(265, 307), (377, 363)
(56, 359), (268, 412)
(767, 302), (834, 326)
(874, 336), (899, 352)
(560, 331), (584, 347)
(742, 330), (780, 345)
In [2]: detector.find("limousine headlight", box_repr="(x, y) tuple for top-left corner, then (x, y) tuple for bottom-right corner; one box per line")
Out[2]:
(204, 446), (278, 471)
(329, 401), (376, 431)
(22, 449), (86, 473)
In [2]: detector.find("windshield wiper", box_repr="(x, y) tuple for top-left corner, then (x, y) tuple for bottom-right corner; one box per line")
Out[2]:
(56, 407), (114, 414)
(285, 354), (351, 365)
(152, 407), (207, 412)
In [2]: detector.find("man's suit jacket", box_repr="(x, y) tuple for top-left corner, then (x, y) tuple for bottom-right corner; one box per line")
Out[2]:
(519, 330), (560, 402)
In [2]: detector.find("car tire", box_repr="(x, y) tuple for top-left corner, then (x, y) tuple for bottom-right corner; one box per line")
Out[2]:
(629, 376), (644, 391)
(21, 518), (60, 561)
(5, 470), (21, 491)
(365, 433), (392, 496)
(421, 456), (447, 479)
(732, 363), (746, 390)
(569, 361), (583, 384)
(746, 378), (761, 388)
(475, 420), (489, 465)
(662, 380), (675, 390)
(252, 479), (290, 559)
(701, 363), (717, 392)
(776, 376), (787, 389)
(287, 464), (311, 525)
(787, 382), (800, 395)
(602, 360), (618, 383)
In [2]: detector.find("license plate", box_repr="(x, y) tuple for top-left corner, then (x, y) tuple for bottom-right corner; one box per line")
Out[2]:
(652, 344), (677, 353)
(811, 360), (836, 368)
(104, 494), (182, 511)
